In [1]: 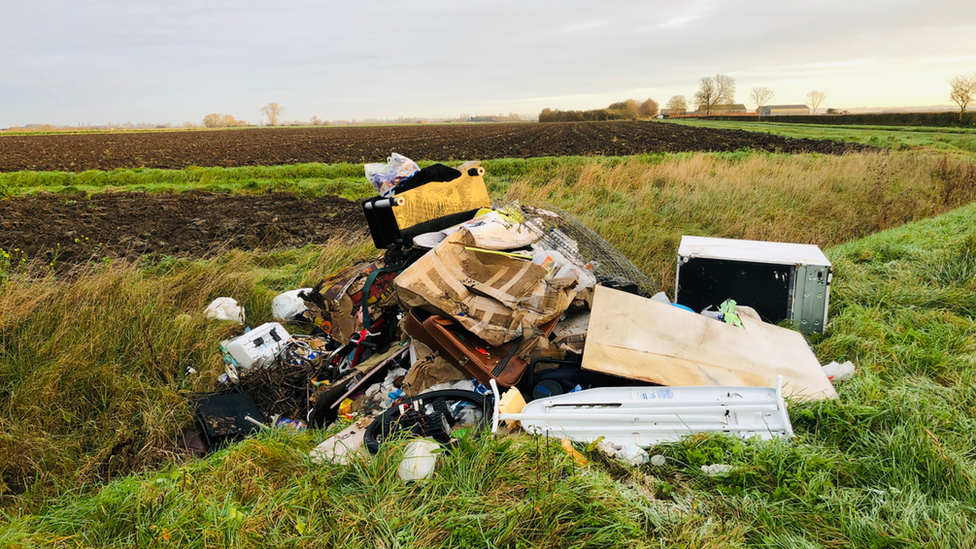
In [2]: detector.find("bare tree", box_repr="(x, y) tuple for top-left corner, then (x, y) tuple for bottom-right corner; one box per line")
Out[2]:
(714, 74), (736, 112)
(666, 95), (688, 116)
(694, 74), (736, 115)
(260, 103), (285, 126)
(694, 77), (718, 115)
(750, 87), (775, 118)
(806, 91), (826, 115)
(948, 72), (976, 122)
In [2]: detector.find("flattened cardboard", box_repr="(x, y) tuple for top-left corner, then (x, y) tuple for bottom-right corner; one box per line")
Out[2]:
(582, 285), (837, 401)
(395, 229), (577, 346)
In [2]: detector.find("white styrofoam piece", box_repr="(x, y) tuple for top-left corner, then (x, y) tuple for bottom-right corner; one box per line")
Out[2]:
(490, 377), (793, 447)
(224, 322), (290, 370)
(678, 236), (831, 267)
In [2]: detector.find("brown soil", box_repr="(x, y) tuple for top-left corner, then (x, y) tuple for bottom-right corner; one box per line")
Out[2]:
(0, 122), (873, 172)
(0, 191), (366, 270)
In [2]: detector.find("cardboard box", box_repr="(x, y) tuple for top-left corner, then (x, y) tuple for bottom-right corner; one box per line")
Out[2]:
(395, 229), (577, 347)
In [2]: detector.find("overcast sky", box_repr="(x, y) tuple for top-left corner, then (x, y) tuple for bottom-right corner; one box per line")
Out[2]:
(2, 0), (975, 127)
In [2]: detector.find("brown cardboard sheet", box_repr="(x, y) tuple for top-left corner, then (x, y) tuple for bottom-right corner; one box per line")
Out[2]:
(581, 285), (837, 401)
(395, 229), (577, 347)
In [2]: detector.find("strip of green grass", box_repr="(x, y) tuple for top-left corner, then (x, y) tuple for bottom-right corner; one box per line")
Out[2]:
(665, 119), (976, 157)
(4, 202), (976, 547)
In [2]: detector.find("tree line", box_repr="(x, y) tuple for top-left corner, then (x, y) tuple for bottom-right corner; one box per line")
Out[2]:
(539, 99), (659, 122)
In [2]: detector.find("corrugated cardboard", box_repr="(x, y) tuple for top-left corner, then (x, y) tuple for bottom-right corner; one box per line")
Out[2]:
(395, 229), (577, 346)
(582, 285), (837, 401)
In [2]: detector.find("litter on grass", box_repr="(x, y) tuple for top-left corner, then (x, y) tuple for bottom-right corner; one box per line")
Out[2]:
(188, 156), (849, 478)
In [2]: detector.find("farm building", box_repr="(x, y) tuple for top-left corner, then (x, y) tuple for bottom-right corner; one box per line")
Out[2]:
(683, 104), (749, 116)
(712, 104), (748, 114)
(760, 105), (810, 116)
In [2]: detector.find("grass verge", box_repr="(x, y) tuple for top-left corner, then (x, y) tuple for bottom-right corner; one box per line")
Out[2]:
(501, 150), (976, 291)
(665, 119), (976, 157)
(3, 202), (976, 547)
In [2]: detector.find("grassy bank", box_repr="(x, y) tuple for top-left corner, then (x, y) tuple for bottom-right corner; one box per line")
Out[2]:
(3, 151), (976, 290)
(3, 202), (976, 547)
(0, 238), (374, 508)
(665, 119), (976, 157)
(501, 151), (976, 290)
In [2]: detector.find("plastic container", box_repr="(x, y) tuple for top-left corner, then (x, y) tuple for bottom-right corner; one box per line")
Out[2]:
(272, 289), (311, 321)
(223, 322), (290, 370)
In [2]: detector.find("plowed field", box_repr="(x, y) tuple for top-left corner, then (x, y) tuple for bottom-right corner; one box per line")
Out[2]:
(0, 191), (365, 270)
(0, 121), (872, 172)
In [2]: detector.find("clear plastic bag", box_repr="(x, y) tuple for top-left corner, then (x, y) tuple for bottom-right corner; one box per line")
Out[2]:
(364, 153), (420, 197)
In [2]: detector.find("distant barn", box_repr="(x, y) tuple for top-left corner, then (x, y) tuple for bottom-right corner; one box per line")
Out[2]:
(713, 104), (748, 114)
(761, 105), (810, 116)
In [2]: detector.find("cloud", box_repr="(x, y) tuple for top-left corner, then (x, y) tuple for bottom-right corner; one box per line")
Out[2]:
(1, 0), (975, 126)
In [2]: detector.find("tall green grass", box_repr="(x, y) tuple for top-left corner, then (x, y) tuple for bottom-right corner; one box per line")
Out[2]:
(503, 151), (976, 291)
(4, 203), (976, 547)
(0, 163), (373, 200)
(0, 237), (373, 509)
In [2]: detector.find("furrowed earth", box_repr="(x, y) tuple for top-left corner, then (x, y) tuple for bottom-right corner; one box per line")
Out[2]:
(0, 121), (872, 172)
(0, 122), (874, 269)
(0, 192), (366, 270)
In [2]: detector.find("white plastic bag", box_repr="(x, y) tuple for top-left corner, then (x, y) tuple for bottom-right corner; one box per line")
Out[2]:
(398, 439), (440, 481)
(204, 297), (245, 323)
(365, 153), (420, 197)
(822, 360), (855, 382)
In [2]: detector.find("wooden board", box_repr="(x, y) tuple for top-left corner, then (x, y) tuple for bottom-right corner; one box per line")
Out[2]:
(581, 286), (837, 401)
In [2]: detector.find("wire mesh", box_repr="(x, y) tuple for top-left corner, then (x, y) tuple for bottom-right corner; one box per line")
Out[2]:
(523, 204), (662, 296)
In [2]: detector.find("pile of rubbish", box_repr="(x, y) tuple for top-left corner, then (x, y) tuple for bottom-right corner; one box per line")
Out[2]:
(189, 153), (852, 476)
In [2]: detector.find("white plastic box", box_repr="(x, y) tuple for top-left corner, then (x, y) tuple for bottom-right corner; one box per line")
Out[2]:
(224, 322), (291, 370)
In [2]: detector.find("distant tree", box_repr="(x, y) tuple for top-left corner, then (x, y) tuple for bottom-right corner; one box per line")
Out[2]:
(695, 75), (735, 115)
(260, 103), (284, 126)
(202, 114), (240, 128)
(713, 74), (736, 112)
(310, 115), (323, 126)
(806, 91), (826, 115)
(183, 121), (194, 128)
(948, 72), (976, 122)
(750, 87), (775, 118)
(202, 113), (223, 128)
(694, 77), (718, 115)
(638, 98), (659, 118)
(665, 95), (688, 115)
(607, 99), (640, 119)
